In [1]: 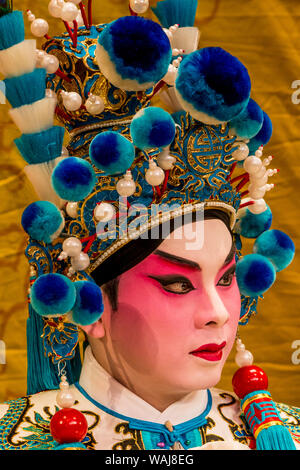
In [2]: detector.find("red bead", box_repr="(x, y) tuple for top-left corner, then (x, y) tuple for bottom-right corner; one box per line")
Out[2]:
(232, 365), (268, 398)
(50, 408), (88, 444)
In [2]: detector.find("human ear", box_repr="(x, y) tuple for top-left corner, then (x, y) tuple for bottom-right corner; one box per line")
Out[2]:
(81, 319), (105, 338)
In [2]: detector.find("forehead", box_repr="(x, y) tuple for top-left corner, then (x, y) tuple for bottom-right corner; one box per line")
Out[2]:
(156, 218), (232, 267)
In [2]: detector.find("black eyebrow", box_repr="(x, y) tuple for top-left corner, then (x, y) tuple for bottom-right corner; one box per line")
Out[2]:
(154, 240), (236, 271)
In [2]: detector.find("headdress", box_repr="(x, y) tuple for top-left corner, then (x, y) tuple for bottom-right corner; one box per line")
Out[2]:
(0, 0), (295, 450)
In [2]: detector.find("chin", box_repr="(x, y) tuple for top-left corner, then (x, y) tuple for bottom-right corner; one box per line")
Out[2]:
(170, 364), (224, 393)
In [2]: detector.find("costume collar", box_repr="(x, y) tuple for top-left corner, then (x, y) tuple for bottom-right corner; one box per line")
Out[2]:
(78, 346), (210, 426)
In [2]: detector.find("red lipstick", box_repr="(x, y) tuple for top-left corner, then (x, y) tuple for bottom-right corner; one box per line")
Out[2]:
(190, 341), (227, 362)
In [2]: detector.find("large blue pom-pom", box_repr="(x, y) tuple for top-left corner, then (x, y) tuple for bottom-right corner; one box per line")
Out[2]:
(96, 16), (172, 91)
(21, 201), (64, 243)
(71, 281), (104, 326)
(236, 254), (276, 297)
(253, 229), (295, 272)
(175, 47), (251, 124)
(52, 157), (96, 201)
(130, 107), (176, 150)
(90, 131), (135, 176)
(235, 205), (272, 238)
(30, 273), (76, 317)
(248, 111), (272, 154)
(0, 11), (24, 51)
(228, 98), (263, 140)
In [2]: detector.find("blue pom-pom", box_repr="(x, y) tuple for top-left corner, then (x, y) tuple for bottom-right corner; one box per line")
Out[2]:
(175, 47), (251, 124)
(152, 0), (198, 28)
(228, 98), (263, 140)
(248, 111), (272, 154)
(21, 201), (64, 243)
(4, 68), (46, 108)
(52, 157), (96, 201)
(235, 205), (272, 238)
(253, 229), (295, 272)
(0, 11), (24, 51)
(71, 281), (104, 326)
(130, 107), (176, 150)
(96, 16), (172, 91)
(30, 273), (76, 317)
(15, 126), (65, 164)
(236, 254), (276, 297)
(90, 131), (135, 176)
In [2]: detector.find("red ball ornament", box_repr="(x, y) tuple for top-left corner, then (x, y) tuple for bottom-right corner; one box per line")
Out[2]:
(50, 408), (88, 444)
(232, 365), (268, 399)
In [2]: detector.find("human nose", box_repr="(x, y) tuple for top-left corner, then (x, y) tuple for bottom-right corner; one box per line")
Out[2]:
(193, 284), (229, 328)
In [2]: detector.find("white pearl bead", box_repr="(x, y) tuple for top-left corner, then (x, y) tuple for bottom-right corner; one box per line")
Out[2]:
(48, 0), (64, 18)
(58, 251), (68, 261)
(243, 156), (263, 175)
(232, 142), (249, 161)
(146, 161), (165, 186)
(248, 184), (266, 200)
(61, 91), (82, 111)
(56, 390), (76, 408)
(116, 171), (136, 197)
(71, 252), (90, 271)
(85, 94), (105, 115)
(63, 237), (82, 257)
(36, 49), (47, 67)
(69, 11), (84, 28)
(66, 202), (78, 218)
(61, 2), (78, 22)
(129, 0), (149, 14)
(94, 203), (115, 222)
(255, 148), (263, 158)
(163, 64), (178, 86)
(31, 18), (49, 38)
(42, 54), (60, 74)
(248, 198), (267, 214)
(157, 151), (176, 170)
(235, 349), (254, 367)
(27, 12), (36, 22)
(251, 173), (268, 187)
(254, 166), (266, 179)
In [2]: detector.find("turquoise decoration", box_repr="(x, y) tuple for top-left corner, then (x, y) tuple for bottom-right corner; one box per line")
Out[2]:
(30, 273), (76, 317)
(236, 254), (276, 297)
(96, 16), (172, 91)
(52, 157), (96, 201)
(27, 304), (81, 394)
(130, 107), (176, 150)
(241, 390), (296, 450)
(235, 205), (272, 238)
(152, 0), (198, 28)
(71, 281), (104, 326)
(54, 443), (87, 450)
(0, 0), (13, 18)
(15, 126), (65, 164)
(89, 131), (135, 175)
(26, 241), (82, 395)
(253, 229), (295, 272)
(228, 98), (264, 140)
(175, 47), (251, 124)
(0, 10), (24, 50)
(4, 68), (47, 108)
(248, 111), (272, 154)
(21, 201), (64, 243)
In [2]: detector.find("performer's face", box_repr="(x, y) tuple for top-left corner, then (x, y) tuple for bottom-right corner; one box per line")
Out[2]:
(91, 218), (241, 394)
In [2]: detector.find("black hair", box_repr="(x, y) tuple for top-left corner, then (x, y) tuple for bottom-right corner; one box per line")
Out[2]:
(94, 208), (232, 311)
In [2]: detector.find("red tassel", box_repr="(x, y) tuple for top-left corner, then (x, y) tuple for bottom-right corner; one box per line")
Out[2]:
(236, 174), (249, 192)
(226, 162), (237, 181)
(88, 0), (93, 27)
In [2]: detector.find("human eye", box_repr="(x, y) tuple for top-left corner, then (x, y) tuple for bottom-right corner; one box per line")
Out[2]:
(148, 275), (196, 295)
(217, 265), (236, 287)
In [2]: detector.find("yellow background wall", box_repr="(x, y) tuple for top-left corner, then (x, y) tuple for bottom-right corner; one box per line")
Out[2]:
(0, 0), (299, 405)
